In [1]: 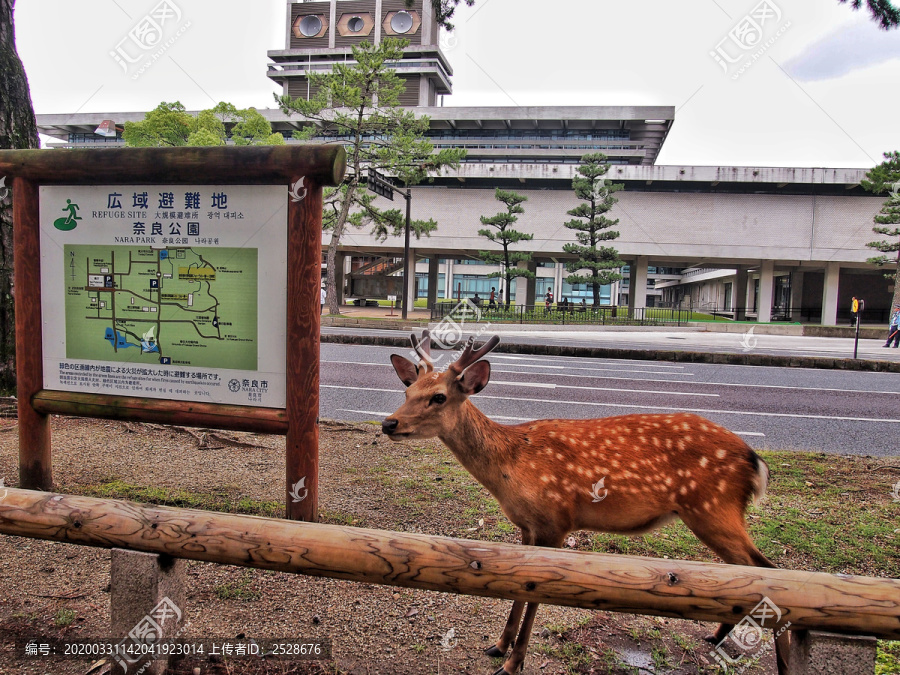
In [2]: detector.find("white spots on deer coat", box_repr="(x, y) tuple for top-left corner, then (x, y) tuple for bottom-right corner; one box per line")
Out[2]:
(630, 461), (639, 470)
(699, 457), (709, 468)
(689, 480), (697, 490)
(541, 475), (550, 483)
(677, 440), (686, 451)
(549, 431), (556, 438)
(618, 436), (626, 444)
(665, 438), (673, 450)
(556, 453), (565, 461)
(611, 459), (620, 468)
(679, 485), (689, 496)
(703, 500), (711, 511)
(716, 448), (727, 459)
(718, 479), (727, 492)
(652, 437), (661, 448)
(665, 476), (673, 487)
(530, 462), (537, 469)
(639, 436), (647, 445)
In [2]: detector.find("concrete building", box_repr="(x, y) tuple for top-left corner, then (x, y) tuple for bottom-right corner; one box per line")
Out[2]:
(34, 0), (893, 325)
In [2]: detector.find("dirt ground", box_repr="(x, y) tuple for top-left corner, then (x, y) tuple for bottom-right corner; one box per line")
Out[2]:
(0, 415), (794, 674)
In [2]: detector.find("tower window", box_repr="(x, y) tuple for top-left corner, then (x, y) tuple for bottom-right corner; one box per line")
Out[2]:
(348, 16), (364, 32)
(391, 11), (414, 34)
(298, 15), (323, 37)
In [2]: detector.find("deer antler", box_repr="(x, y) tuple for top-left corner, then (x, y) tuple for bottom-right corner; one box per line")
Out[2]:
(448, 335), (500, 375)
(410, 331), (434, 373)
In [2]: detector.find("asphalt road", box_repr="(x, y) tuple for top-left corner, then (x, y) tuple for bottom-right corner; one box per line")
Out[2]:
(321, 326), (900, 362)
(320, 342), (900, 457)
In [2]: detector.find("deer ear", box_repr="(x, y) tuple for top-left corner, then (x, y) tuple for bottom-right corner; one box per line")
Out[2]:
(457, 360), (491, 395)
(391, 354), (420, 387)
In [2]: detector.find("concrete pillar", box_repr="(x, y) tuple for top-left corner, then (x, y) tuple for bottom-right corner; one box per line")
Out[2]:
(334, 252), (346, 306)
(790, 270), (804, 321)
(427, 257), (440, 309)
(374, 0), (383, 44)
(628, 256), (649, 314)
(757, 259), (775, 323)
(445, 259), (455, 300)
(789, 630), (876, 674)
(525, 260), (537, 307)
(110, 549), (186, 675)
(733, 267), (748, 320)
(822, 262), (840, 326)
(404, 248), (417, 311)
(329, 0), (336, 48)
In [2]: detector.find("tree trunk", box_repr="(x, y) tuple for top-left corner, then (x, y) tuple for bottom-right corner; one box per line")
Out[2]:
(325, 184), (355, 316)
(0, 0), (39, 391)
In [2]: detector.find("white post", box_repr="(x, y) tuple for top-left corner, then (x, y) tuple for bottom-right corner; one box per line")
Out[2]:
(822, 262), (840, 326)
(758, 260), (775, 323)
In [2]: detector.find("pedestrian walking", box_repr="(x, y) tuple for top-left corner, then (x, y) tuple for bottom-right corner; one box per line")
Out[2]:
(320, 286), (326, 315)
(850, 296), (860, 326)
(488, 287), (497, 309)
(885, 305), (900, 348)
(545, 288), (553, 313)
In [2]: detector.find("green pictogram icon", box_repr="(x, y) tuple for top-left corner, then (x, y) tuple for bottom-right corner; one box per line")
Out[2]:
(54, 199), (82, 231)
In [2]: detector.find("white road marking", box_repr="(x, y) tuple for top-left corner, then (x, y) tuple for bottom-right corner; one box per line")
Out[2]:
(735, 431), (766, 437)
(321, 359), (695, 377)
(321, 386), (900, 424)
(471, 394), (900, 424)
(489, 380), (720, 397)
(337, 409), (534, 423)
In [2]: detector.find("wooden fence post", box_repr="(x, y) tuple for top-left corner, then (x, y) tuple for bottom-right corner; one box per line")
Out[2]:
(13, 177), (51, 490)
(285, 178), (322, 521)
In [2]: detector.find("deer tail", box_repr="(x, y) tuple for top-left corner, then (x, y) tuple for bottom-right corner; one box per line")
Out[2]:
(747, 449), (770, 505)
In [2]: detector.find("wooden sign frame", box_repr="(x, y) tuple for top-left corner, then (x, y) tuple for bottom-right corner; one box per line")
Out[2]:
(0, 145), (346, 521)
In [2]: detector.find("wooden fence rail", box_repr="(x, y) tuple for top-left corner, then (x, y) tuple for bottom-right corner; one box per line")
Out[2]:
(1, 487), (898, 639)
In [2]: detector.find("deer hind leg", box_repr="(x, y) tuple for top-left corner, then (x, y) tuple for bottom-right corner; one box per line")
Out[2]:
(681, 509), (789, 675)
(495, 531), (566, 675)
(485, 529), (534, 659)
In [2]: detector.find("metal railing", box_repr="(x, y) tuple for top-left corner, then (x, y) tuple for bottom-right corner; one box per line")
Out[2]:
(431, 303), (692, 326)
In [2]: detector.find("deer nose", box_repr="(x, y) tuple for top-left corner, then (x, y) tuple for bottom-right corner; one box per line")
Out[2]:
(382, 418), (399, 435)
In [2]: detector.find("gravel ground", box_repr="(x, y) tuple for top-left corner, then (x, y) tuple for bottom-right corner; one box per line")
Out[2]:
(0, 416), (777, 675)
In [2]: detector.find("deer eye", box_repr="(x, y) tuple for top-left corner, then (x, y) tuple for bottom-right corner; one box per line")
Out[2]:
(430, 393), (447, 405)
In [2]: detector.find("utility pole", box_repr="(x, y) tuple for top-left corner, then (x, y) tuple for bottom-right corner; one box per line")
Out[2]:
(367, 168), (413, 319)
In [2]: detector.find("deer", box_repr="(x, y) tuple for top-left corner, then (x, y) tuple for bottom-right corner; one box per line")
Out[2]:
(381, 331), (789, 675)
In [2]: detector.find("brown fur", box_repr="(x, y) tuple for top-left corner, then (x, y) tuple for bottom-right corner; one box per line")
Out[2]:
(383, 337), (785, 675)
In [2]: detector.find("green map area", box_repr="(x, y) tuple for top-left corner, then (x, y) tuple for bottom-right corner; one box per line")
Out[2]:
(64, 245), (258, 369)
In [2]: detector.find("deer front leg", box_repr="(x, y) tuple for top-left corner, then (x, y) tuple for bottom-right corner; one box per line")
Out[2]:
(493, 531), (565, 675)
(495, 601), (541, 675)
(485, 529), (533, 659)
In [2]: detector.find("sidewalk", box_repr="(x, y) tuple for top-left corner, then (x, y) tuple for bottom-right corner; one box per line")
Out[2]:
(320, 305), (900, 372)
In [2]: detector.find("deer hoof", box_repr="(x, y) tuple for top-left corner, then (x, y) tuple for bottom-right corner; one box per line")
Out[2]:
(703, 633), (719, 645)
(484, 645), (506, 658)
(492, 667), (515, 675)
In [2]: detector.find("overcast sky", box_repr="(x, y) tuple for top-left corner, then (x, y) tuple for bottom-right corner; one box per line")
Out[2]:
(13, 0), (900, 168)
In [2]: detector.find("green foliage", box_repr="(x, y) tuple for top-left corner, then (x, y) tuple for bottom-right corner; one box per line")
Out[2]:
(277, 38), (464, 313)
(477, 189), (533, 308)
(231, 108), (285, 146)
(562, 153), (624, 307)
(124, 101), (284, 147)
(837, 0), (900, 29)
(860, 151), (900, 298)
(409, 0), (476, 29)
(123, 101), (196, 147)
(54, 608), (76, 627)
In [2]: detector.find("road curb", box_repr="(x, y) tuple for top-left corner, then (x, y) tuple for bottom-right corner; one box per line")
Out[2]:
(320, 333), (900, 373)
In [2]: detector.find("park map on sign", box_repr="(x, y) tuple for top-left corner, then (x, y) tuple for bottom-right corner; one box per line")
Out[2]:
(64, 245), (258, 370)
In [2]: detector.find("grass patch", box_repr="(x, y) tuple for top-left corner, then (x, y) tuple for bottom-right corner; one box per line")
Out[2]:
(54, 609), (76, 628)
(878, 641), (900, 675)
(213, 573), (260, 601)
(80, 480), (284, 518)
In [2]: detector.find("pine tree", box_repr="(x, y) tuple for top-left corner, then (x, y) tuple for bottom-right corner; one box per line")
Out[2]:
(860, 150), (900, 313)
(278, 38), (464, 315)
(837, 0), (900, 29)
(0, 0), (39, 390)
(562, 153), (624, 308)
(477, 189), (533, 309)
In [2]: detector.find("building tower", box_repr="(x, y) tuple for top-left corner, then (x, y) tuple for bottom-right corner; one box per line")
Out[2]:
(267, 0), (452, 107)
